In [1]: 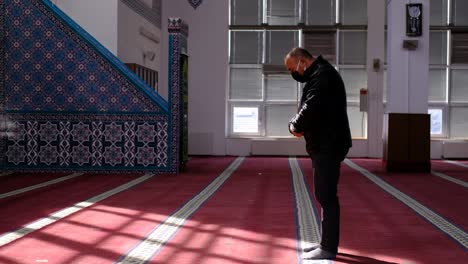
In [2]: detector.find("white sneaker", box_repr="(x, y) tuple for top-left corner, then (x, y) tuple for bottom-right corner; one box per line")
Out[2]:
(302, 248), (336, 260)
(303, 243), (320, 252)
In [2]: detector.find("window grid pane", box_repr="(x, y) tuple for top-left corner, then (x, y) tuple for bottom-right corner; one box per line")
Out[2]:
(267, 0), (300, 25)
(266, 31), (299, 65)
(450, 107), (468, 138)
(265, 74), (298, 101)
(430, 31), (447, 65)
(339, 31), (367, 65)
(450, 69), (468, 103)
(266, 104), (298, 137)
(230, 0), (262, 25)
(305, 0), (335, 25)
(303, 32), (337, 64)
(428, 108), (444, 135)
(230, 31), (263, 64)
(347, 105), (367, 138)
(451, 33), (468, 64)
(340, 0), (367, 25)
(430, 0), (448, 26)
(429, 68), (447, 102)
(453, 0), (468, 26)
(229, 67), (263, 100)
(339, 68), (367, 102)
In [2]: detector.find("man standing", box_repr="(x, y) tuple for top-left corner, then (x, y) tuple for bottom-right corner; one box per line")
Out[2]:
(285, 47), (352, 260)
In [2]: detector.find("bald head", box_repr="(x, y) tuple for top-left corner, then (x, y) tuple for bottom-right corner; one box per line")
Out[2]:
(284, 47), (314, 74)
(287, 47), (313, 60)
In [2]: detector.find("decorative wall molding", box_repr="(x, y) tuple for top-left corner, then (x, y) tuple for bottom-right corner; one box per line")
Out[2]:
(0, 0), (5, 112)
(120, 0), (161, 29)
(168, 17), (189, 173)
(188, 0), (203, 9)
(0, 0), (6, 167)
(168, 17), (189, 37)
(4, 113), (169, 171)
(139, 26), (160, 44)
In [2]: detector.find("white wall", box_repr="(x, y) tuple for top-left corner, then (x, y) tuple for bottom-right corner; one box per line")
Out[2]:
(117, 2), (162, 73)
(54, 0), (118, 54)
(162, 0), (229, 155)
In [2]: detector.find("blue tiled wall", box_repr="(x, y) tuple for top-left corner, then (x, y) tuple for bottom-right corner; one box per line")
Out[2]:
(0, 0), (176, 172)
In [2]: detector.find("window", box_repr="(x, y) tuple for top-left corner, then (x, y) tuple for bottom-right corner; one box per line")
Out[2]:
(429, 108), (444, 136)
(266, 105), (298, 137)
(230, 31), (263, 64)
(266, 31), (299, 65)
(267, 0), (300, 25)
(232, 106), (260, 134)
(429, 31), (447, 103)
(451, 33), (468, 64)
(429, 69), (447, 102)
(430, 0), (448, 26)
(450, 107), (468, 138)
(339, 31), (367, 65)
(303, 32), (336, 64)
(340, 68), (367, 102)
(229, 0), (367, 138)
(340, 0), (367, 25)
(229, 67), (262, 100)
(453, 0), (468, 26)
(230, 0), (262, 25)
(305, 0), (335, 25)
(450, 69), (468, 102)
(429, 0), (468, 139)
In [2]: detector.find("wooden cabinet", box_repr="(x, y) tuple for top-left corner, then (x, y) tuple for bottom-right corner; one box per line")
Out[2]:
(383, 113), (431, 172)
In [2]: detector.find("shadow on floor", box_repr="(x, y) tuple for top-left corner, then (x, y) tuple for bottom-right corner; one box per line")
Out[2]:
(335, 252), (399, 264)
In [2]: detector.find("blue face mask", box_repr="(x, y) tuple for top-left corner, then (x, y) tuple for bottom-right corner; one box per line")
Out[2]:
(291, 60), (308, 83)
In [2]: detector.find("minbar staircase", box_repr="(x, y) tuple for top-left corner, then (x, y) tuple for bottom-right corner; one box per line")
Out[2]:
(0, 0), (183, 173)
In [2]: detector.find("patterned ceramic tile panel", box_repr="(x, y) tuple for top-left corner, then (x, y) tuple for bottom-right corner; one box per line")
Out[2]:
(1, 1), (7, 163)
(3, 0), (162, 113)
(3, 113), (169, 170)
(187, 0), (203, 9)
(168, 17), (189, 173)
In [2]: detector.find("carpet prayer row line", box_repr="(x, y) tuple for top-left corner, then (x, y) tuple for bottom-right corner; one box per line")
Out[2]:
(0, 157), (467, 264)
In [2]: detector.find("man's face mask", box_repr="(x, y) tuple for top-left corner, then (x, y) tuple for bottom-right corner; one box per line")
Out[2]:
(291, 60), (308, 83)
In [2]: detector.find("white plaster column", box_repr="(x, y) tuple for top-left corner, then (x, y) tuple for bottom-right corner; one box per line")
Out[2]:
(387, 0), (430, 114)
(367, 0), (386, 158)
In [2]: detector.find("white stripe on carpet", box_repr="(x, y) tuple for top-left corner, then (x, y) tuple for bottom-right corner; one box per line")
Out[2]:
(289, 157), (332, 264)
(0, 171), (14, 177)
(431, 170), (468, 188)
(443, 160), (468, 169)
(0, 173), (154, 247)
(0, 173), (83, 200)
(116, 157), (245, 264)
(344, 159), (468, 249)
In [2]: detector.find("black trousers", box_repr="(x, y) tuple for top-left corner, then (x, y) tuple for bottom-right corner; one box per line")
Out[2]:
(311, 150), (346, 254)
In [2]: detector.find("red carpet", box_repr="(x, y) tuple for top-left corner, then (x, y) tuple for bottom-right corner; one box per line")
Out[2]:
(0, 173), (140, 235)
(299, 158), (467, 264)
(153, 157), (297, 264)
(353, 159), (468, 230)
(431, 160), (468, 182)
(0, 157), (234, 264)
(0, 157), (467, 264)
(0, 172), (70, 194)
